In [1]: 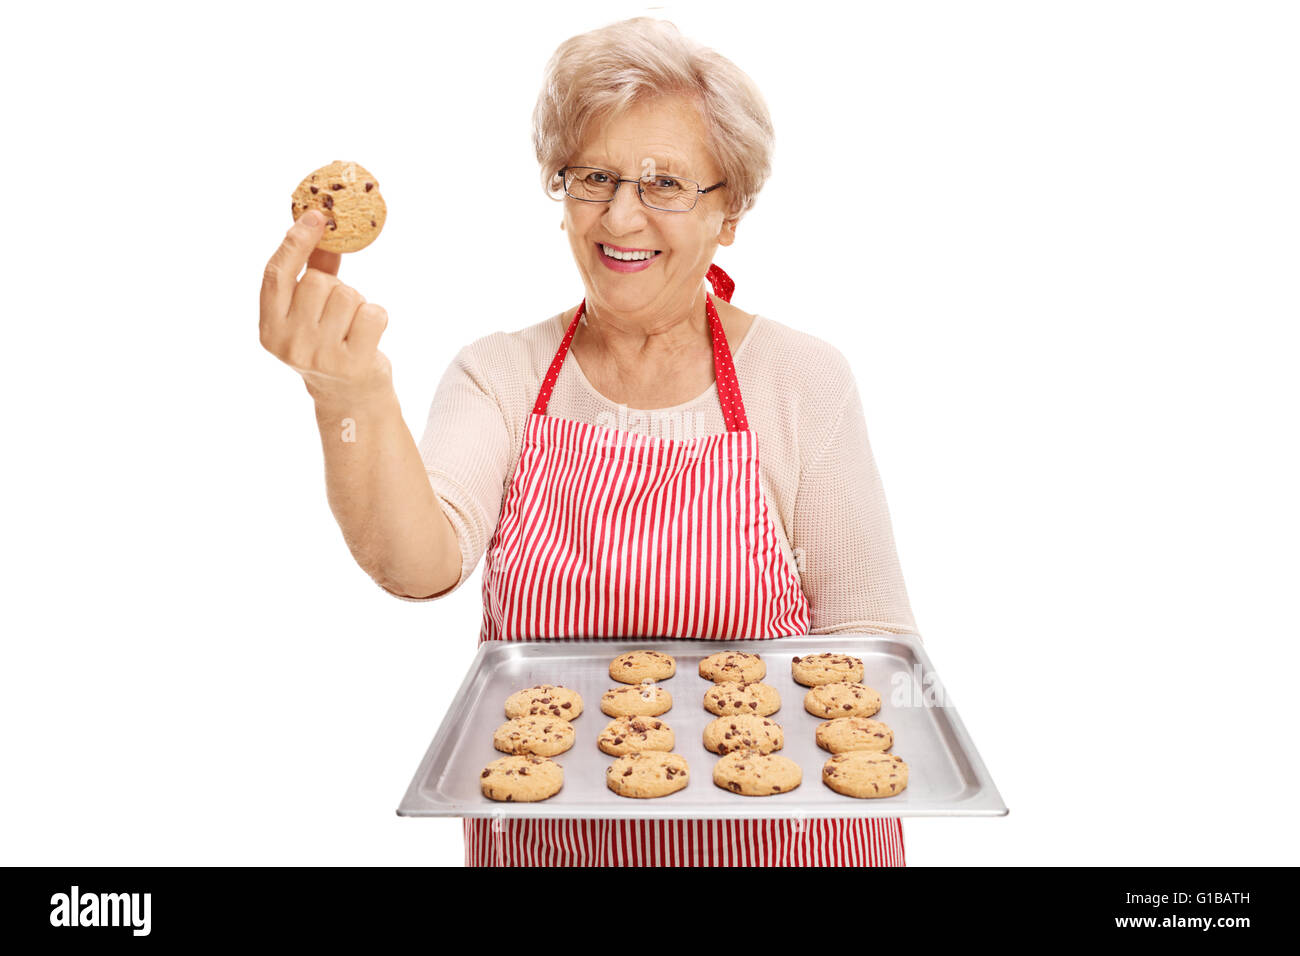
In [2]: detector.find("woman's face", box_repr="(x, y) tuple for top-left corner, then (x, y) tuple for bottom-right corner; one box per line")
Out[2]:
(562, 94), (735, 328)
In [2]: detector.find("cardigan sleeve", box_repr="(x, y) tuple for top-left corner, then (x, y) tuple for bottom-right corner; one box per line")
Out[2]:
(383, 344), (513, 601)
(790, 373), (919, 636)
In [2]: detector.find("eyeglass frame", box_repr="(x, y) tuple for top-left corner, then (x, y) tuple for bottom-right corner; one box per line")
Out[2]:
(558, 165), (727, 212)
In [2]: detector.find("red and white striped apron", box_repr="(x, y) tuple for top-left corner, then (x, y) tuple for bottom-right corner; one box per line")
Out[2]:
(467, 264), (905, 866)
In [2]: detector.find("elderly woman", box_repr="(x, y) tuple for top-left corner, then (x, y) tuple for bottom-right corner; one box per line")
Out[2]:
(260, 17), (917, 866)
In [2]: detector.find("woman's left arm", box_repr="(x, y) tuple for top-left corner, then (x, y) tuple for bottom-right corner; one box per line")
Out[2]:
(790, 374), (919, 637)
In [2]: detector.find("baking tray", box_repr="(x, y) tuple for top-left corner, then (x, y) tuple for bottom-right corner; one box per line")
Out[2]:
(397, 635), (1007, 819)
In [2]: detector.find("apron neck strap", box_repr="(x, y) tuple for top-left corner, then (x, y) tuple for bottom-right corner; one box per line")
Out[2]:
(531, 263), (748, 431)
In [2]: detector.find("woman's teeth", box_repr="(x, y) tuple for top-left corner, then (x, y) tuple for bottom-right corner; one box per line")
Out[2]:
(601, 244), (660, 261)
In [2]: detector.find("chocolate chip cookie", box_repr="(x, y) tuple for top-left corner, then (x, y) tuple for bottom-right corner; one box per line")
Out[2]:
(605, 752), (690, 798)
(712, 750), (802, 796)
(609, 649), (676, 684)
(597, 716), (675, 755)
(803, 681), (881, 719)
(601, 681), (672, 717)
(290, 160), (387, 253)
(480, 755), (564, 802)
(703, 681), (780, 717)
(492, 715), (576, 757)
(698, 651), (766, 683)
(791, 652), (864, 687)
(503, 684), (583, 721)
(702, 714), (784, 755)
(822, 751), (909, 798)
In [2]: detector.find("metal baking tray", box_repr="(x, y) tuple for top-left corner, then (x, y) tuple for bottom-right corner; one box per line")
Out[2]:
(397, 635), (1007, 820)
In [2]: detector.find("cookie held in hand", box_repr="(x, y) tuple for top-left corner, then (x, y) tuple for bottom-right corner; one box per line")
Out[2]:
(290, 160), (387, 253)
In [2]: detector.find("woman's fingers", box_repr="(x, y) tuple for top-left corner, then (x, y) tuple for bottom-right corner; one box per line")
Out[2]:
(347, 303), (389, 356)
(307, 245), (341, 277)
(260, 211), (390, 396)
(261, 211), (326, 334)
(318, 282), (363, 342)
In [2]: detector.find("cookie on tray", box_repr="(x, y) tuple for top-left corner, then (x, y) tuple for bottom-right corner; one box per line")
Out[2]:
(712, 750), (802, 796)
(601, 681), (672, 717)
(815, 717), (893, 754)
(822, 751), (908, 799)
(803, 681), (881, 719)
(492, 715), (576, 756)
(703, 681), (780, 717)
(597, 716), (675, 756)
(290, 160), (387, 253)
(698, 651), (766, 683)
(702, 714), (784, 755)
(503, 684), (583, 721)
(609, 649), (676, 684)
(791, 652), (864, 687)
(480, 755), (564, 803)
(606, 752), (690, 798)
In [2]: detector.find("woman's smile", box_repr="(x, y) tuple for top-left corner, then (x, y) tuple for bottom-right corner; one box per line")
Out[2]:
(596, 241), (663, 273)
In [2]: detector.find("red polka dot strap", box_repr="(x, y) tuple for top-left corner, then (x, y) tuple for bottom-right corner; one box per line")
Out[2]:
(531, 263), (749, 431)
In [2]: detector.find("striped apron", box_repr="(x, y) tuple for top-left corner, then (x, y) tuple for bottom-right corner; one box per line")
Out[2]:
(466, 264), (905, 866)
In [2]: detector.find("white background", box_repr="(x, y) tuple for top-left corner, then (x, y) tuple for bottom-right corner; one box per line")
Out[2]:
(2, 0), (1296, 866)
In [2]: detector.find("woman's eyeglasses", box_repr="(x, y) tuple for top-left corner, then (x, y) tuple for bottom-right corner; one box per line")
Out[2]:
(560, 166), (726, 212)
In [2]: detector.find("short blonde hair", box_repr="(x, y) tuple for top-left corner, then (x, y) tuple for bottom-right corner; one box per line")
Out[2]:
(532, 17), (775, 220)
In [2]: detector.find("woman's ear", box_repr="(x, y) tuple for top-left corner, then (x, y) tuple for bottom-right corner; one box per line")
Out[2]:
(718, 217), (738, 247)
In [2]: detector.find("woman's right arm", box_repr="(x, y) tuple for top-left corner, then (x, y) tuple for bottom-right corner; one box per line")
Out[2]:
(259, 211), (460, 599)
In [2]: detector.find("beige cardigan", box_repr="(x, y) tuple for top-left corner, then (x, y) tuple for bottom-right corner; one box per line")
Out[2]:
(404, 310), (918, 636)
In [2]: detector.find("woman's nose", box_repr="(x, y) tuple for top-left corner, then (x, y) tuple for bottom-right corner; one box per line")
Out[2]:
(603, 181), (649, 233)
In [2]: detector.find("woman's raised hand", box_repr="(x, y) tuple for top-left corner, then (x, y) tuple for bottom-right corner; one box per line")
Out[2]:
(259, 209), (392, 402)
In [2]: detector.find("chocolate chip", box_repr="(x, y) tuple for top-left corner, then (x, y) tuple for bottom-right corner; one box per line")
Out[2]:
(728, 781), (741, 792)
(370, 220), (376, 227)
(326, 218), (337, 230)
(323, 195), (333, 210)
(330, 183), (343, 190)
(310, 186), (319, 194)
(365, 182), (374, 191)
(623, 769), (633, 777)
(561, 702), (571, 709)
(481, 770), (490, 778)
